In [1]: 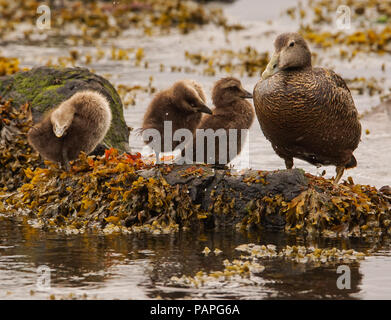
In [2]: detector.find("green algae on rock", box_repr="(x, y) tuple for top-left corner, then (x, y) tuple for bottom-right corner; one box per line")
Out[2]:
(0, 66), (130, 153)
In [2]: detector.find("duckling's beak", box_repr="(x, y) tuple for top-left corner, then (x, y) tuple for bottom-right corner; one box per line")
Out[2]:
(261, 53), (280, 80)
(241, 90), (253, 99)
(53, 127), (65, 138)
(197, 103), (213, 115)
(54, 131), (64, 138)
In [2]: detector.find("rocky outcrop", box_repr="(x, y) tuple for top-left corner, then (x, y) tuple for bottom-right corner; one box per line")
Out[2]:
(0, 66), (130, 153)
(0, 75), (390, 238)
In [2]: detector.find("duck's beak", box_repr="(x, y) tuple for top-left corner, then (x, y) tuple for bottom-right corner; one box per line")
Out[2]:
(53, 126), (66, 138)
(197, 103), (213, 115)
(241, 90), (253, 99)
(54, 129), (64, 138)
(261, 53), (280, 80)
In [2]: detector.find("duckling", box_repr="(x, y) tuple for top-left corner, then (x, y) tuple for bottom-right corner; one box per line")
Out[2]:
(27, 90), (112, 170)
(187, 77), (254, 166)
(253, 32), (361, 183)
(141, 80), (212, 162)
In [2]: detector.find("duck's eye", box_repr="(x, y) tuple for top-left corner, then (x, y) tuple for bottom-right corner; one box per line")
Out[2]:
(289, 41), (295, 47)
(228, 86), (239, 92)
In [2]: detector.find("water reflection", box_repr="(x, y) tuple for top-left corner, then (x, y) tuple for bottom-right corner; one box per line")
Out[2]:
(2, 217), (390, 299)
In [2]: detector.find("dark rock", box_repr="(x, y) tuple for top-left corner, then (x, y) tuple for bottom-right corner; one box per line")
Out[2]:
(380, 185), (391, 195)
(154, 165), (309, 228)
(380, 185), (391, 202)
(0, 66), (130, 153)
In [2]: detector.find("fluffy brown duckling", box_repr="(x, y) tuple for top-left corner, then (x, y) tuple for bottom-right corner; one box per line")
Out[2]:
(187, 77), (254, 166)
(28, 90), (112, 170)
(141, 80), (212, 162)
(253, 32), (361, 183)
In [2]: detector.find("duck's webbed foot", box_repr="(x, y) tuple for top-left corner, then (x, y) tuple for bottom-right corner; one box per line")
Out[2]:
(284, 158), (294, 169)
(334, 166), (345, 184)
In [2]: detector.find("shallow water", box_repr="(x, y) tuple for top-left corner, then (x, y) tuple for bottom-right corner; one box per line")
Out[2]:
(1, 0), (391, 299)
(1, 217), (391, 300)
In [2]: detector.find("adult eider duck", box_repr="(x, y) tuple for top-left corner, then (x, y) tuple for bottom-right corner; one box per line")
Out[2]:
(141, 80), (212, 162)
(253, 32), (361, 183)
(186, 77), (254, 166)
(28, 90), (112, 170)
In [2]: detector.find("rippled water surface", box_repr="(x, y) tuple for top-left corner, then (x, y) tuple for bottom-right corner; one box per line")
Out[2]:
(0, 0), (390, 299)
(2, 217), (391, 300)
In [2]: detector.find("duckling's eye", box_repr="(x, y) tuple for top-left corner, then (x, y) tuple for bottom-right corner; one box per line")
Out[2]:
(289, 41), (295, 47)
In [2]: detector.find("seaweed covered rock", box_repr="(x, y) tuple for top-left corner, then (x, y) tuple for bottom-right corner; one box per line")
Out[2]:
(0, 101), (390, 238)
(149, 164), (308, 228)
(0, 98), (40, 191)
(2, 150), (390, 238)
(0, 66), (130, 153)
(1, 152), (310, 233)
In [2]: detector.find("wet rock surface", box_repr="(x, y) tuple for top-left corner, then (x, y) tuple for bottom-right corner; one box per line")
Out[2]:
(158, 165), (308, 228)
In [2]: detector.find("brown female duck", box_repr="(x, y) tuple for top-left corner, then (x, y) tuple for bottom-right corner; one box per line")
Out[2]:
(253, 32), (361, 183)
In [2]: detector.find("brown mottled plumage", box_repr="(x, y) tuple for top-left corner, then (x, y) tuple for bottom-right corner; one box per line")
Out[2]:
(188, 77), (254, 165)
(142, 80), (212, 159)
(27, 90), (112, 170)
(254, 32), (361, 183)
